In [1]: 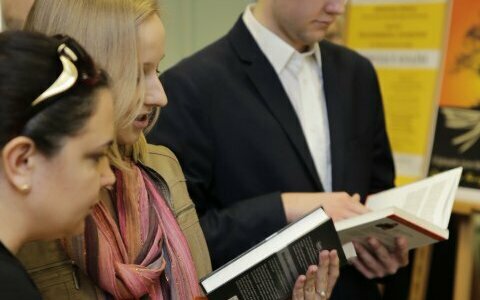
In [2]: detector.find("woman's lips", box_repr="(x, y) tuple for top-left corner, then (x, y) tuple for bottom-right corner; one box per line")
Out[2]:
(133, 113), (150, 129)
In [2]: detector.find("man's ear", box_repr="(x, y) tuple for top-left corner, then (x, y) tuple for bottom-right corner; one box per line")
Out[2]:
(1, 137), (37, 193)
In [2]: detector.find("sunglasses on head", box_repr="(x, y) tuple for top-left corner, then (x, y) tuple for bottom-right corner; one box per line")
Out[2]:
(31, 35), (100, 107)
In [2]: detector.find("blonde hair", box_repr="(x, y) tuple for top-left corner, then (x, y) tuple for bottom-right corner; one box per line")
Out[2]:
(25, 0), (161, 169)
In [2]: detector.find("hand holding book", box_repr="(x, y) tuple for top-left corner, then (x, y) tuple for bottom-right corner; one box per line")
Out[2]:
(333, 168), (462, 278)
(335, 167), (462, 250)
(292, 250), (340, 300)
(200, 208), (352, 300)
(349, 236), (409, 279)
(281, 192), (368, 223)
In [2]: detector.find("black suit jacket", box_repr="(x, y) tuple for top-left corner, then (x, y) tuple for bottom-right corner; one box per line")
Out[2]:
(149, 18), (395, 299)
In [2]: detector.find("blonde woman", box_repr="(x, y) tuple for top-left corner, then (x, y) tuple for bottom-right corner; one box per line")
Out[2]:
(22, 1), (209, 299)
(21, 0), (339, 299)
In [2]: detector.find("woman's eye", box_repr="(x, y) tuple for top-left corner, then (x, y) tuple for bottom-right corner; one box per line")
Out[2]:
(91, 153), (107, 163)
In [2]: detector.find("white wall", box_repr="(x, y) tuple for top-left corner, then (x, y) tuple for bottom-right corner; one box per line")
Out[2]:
(159, 0), (254, 70)
(0, 2), (4, 31)
(0, 0), (253, 67)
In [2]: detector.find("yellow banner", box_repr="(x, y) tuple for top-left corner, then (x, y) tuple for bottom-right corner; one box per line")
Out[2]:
(378, 69), (438, 155)
(345, 0), (449, 184)
(347, 3), (446, 49)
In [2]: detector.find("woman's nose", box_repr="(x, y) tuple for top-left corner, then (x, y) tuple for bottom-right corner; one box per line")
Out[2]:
(145, 76), (168, 108)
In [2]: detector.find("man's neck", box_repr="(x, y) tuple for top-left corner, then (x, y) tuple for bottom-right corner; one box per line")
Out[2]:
(251, 3), (309, 53)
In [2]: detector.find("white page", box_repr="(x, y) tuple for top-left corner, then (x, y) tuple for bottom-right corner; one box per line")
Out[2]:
(367, 167), (462, 228)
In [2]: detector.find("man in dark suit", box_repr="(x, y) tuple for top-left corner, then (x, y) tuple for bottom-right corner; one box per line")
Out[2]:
(149, 0), (409, 298)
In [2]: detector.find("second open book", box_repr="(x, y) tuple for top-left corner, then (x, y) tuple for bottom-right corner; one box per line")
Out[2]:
(335, 167), (463, 250)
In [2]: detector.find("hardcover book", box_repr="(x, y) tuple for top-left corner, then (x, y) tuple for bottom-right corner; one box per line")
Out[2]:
(335, 167), (462, 250)
(200, 208), (352, 300)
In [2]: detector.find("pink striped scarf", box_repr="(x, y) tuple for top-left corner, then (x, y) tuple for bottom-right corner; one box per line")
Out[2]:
(65, 164), (202, 299)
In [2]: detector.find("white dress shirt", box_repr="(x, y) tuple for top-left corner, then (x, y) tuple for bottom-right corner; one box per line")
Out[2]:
(243, 5), (332, 191)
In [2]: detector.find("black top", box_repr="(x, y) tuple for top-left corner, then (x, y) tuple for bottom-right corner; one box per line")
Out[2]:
(0, 241), (42, 299)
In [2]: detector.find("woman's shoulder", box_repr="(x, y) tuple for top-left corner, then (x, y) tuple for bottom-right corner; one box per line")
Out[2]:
(146, 144), (177, 160)
(144, 144), (184, 182)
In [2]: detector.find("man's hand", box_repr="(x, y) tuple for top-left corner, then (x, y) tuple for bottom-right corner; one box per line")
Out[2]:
(350, 237), (409, 279)
(282, 192), (369, 223)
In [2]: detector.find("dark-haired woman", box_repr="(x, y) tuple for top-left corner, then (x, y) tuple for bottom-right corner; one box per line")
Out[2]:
(0, 30), (115, 299)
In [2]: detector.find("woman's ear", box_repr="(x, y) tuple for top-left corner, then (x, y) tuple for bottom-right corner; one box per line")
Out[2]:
(1, 137), (37, 193)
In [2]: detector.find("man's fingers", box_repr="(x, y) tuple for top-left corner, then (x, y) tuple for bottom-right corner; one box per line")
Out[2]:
(367, 238), (397, 275)
(350, 256), (375, 279)
(351, 193), (361, 202)
(345, 194), (369, 214)
(352, 238), (410, 280)
(353, 241), (385, 278)
(394, 237), (409, 267)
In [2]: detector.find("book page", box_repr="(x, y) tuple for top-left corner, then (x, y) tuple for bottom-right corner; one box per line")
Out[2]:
(366, 167), (462, 228)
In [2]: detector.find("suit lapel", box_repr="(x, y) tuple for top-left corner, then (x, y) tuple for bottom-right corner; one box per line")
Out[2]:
(321, 41), (346, 191)
(228, 19), (323, 190)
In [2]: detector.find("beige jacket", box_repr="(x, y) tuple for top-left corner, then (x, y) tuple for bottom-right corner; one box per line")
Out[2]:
(17, 145), (211, 299)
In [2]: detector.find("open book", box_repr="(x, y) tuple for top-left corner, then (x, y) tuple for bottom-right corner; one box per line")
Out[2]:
(200, 208), (354, 300)
(335, 167), (462, 250)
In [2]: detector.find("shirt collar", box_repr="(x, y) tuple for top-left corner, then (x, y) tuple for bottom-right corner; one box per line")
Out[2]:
(242, 4), (322, 74)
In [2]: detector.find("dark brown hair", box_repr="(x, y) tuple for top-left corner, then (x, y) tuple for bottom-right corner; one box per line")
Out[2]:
(0, 30), (109, 156)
